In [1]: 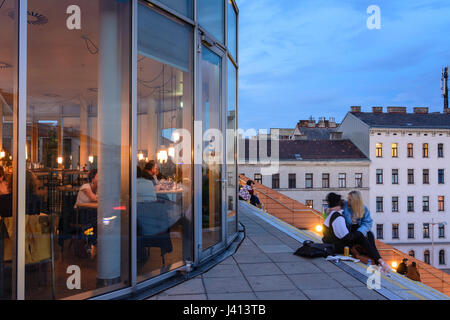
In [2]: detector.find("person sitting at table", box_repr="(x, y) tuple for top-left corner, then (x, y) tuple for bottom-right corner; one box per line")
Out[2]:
(75, 169), (98, 208)
(137, 166), (157, 203)
(143, 160), (161, 186)
(0, 166), (11, 195)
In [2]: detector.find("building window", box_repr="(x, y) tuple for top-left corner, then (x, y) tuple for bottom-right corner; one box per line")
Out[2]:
(423, 223), (430, 239)
(408, 169), (414, 184)
(424, 250), (430, 264)
(305, 200), (313, 209)
(423, 169), (429, 184)
(254, 173), (262, 184)
(272, 174), (280, 189)
(438, 196), (445, 211)
(422, 196), (429, 212)
(305, 173), (313, 189)
(376, 169), (383, 184)
(376, 143), (383, 157)
(408, 224), (415, 239)
(438, 143), (444, 158)
(439, 250), (446, 265)
(392, 224), (399, 239)
(407, 143), (414, 158)
(409, 250), (415, 258)
(376, 224), (384, 239)
(338, 173), (346, 188)
(423, 143), (429, 158)
(322, 173), (330, 188)
(438, 169), (445, 184)
(392, 197), (399, 212)
(439, 224), (445, 238)
(288, 174), (296, 189)
(391, 143), (398, 157)
(376, 197), (384, 212)
(407, 196), (415, 212)
(355, 173), (363, 188)
(392, 169), (399, 184)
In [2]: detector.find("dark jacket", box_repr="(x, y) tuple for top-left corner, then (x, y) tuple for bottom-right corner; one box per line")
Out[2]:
(406, 264), (421, 282)
(396, 262), (408, 275)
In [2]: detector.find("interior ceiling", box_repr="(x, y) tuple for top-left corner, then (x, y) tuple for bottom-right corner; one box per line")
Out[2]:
(0, 0), (184, 122)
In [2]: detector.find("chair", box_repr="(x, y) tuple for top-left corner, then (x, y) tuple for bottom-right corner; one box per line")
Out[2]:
(136, 200), (180, 265)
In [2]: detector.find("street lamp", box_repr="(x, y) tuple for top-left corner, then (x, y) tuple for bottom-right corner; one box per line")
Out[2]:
(430, 219), (447, 267)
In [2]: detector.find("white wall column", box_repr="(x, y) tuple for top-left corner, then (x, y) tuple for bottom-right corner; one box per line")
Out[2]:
(96, 0), (123, 284)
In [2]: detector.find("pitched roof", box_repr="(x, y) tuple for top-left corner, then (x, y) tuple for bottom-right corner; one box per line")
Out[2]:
(242, 139), (368, 161)
(351, 112), (450, 129)
(294, 127), (334, 140)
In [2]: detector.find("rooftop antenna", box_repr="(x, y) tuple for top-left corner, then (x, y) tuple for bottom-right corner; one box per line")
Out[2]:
(442, 66), (448, 112)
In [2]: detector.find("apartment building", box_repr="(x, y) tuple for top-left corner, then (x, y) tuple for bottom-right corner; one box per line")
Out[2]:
(238, 136), (370, 214)
(339, 106), (450, 271)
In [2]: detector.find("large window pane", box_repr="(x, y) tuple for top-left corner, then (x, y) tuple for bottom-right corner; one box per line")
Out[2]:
(157, 0), (193, 19)
(201, 47), (223, 250)
(137, 3), (193, 281)
(226, 59), (237, 238)
(25, 0), (131, 299)
(227, 0), (237, 60)
(0, 0), (18, 301)
(198, 0), (224, 43)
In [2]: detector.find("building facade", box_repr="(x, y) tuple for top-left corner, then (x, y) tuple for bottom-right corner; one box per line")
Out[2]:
(0, 0), (239, 300)
(238, 138), (370, 214)
(339, 106), (450, 271)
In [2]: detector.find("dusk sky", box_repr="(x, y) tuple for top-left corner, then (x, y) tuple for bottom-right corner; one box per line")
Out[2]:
(236, 0), (450, 132)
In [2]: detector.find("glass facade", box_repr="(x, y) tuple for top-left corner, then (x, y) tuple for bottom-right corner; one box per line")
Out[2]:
(198, 0), (224, 44)
(0, 0), (18, 301)
(0, 0), (238, 300)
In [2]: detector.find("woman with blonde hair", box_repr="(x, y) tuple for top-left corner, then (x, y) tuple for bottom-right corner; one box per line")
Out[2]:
(344, 190), (390, 273)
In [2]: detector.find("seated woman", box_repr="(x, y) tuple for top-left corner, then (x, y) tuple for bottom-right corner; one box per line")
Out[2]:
(136, 166), (156, 203)
(334, 190), (390, 273)
(75, 169), (98, 208)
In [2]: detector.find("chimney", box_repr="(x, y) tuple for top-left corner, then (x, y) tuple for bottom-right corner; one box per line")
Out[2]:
(387, 106), (407, 114)
(307, 116), (315, 128)
(298, 120), (309, 128)
(413, 107), (429, 114)
(372, 107), (383, 114)
(318, 117), (326, 128)
(328, 117), (337, 128)
(350, 106), (361, 113)
(330, 132), (343, 140)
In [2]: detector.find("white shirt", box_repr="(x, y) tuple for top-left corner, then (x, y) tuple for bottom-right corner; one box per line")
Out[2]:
(324, 210), (349, 240)
(75, 183), (95, 208)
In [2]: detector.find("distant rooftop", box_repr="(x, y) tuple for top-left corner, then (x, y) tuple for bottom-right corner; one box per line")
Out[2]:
(241, 139), (368, 162)
(348, 106), (450, 129)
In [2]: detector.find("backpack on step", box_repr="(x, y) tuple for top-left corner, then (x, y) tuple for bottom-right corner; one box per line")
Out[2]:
(294, 240), (336, 258)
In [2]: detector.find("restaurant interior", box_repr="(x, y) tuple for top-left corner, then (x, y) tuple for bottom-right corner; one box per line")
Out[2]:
(0, 0), (238, 300)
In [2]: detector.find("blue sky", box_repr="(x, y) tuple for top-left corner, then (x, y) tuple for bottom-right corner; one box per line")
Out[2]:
(236, 0), (450, 132)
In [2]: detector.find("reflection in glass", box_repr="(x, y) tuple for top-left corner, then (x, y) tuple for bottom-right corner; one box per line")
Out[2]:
(157, 0), (193, 19)
(201, 47), (222, 250)
(25, 0), (131, 299)
(0, 0), (18, 301)
(226, 59), (237, 238)
(198, 0), (224, 43)
(136, 3), (193, 281)
(227, 0), (237, 60)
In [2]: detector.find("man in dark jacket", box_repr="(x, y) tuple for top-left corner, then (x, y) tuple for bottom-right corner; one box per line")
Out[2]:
(396, 258), (408, 275)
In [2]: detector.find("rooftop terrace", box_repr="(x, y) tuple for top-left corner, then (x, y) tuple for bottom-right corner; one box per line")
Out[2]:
(148, 200), (448, 300)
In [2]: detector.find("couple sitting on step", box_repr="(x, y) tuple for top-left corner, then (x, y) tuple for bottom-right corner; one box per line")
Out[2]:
(239, 179), (263, 210)
(322, 191), (391, 274)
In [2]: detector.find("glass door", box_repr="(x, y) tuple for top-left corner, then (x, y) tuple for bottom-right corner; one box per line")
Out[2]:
(199, 42), (226, 258)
